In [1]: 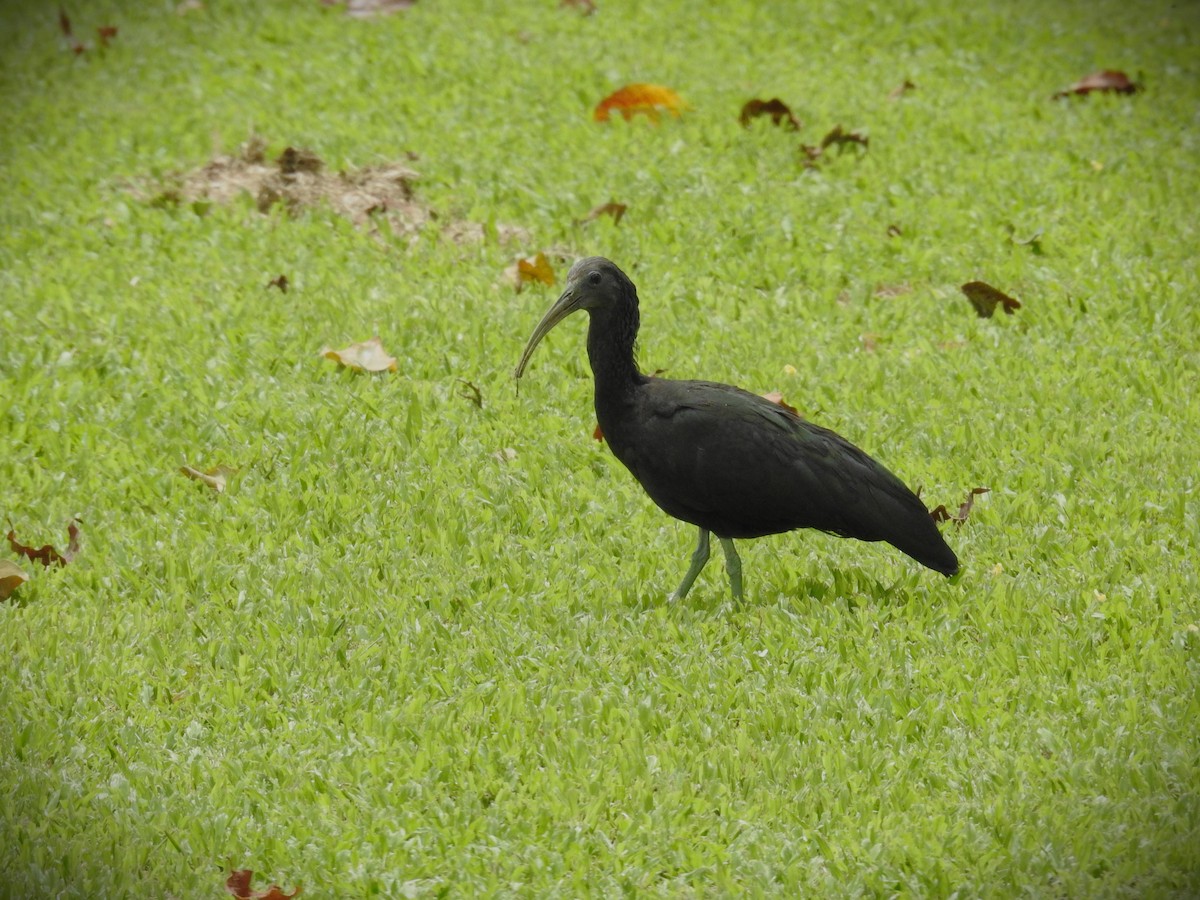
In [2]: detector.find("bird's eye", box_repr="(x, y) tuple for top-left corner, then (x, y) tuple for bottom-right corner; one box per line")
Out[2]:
(587, 271), (602, 286)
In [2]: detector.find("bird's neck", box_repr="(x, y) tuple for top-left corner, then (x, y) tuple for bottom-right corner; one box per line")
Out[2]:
(585, 305), (643, 402)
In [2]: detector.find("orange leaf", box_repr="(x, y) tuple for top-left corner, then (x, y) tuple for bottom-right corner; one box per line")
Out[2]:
(593, 423), (604, 442)
(594, 84), (685, 123)
(0, 560), (29, 601)
(97, 25), (118, 46)
(504, 252), (555, 291)
(961, 281), (1021, 318)
(7, 518), (81, 568)
(225, 869), (302, 900)
(761, 391), (799, 417)
(320, 336), (398, 372)
(739, 98), (800, 130)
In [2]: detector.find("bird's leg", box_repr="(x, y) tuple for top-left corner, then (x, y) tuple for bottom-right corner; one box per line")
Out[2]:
(670, 528), (711, 601)
(718, 538), (744, 601)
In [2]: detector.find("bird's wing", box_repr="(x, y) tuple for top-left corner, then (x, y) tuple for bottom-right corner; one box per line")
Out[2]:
(623, 379), (932, 541)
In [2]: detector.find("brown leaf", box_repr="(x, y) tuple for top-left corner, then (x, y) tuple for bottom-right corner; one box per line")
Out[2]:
(7, 518), (81, 568)
(820, 124), (869, 152)
(575, 202), (627, 226)
(888, 79), (916, 99)
(930, 487), (989, 526)
(761, 391), (799, 417)
(97, 25), (118, 46)
(504, 252), (555, 291)
(180, 464), (235, 493)
(456, 379), (483, 408)
(961, 281), (1021, 318)
(59, 8), (73, 35)
(594, 84), (686, 123)
(320, 336), (399, 372)
(267, 274), (289, 293)
(593, 423), (604, 442)
(0, 560), (30, 601)
(1053, 70), (1138, 99)
(560, 0), (595, 12)
(225, 869), (302, 900)
(886, 223), (903, 238)
(739, 98), (801, 130)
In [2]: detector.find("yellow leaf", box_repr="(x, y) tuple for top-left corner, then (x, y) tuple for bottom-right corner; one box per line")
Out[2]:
(0, 559), (29, 600)
(503, 252), (555, 292)
(180, 464), (236, 493)
(320, 336), (399, 372)
(594, 84), (686, 123)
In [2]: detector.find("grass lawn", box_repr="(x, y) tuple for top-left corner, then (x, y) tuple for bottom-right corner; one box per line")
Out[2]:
(2, 0), (1199, 895)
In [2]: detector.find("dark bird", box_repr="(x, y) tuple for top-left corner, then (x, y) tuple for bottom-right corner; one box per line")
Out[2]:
(515, 257), (959, 600)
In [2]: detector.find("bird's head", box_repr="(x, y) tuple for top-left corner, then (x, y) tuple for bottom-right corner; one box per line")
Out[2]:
(514, 256), (636, 379)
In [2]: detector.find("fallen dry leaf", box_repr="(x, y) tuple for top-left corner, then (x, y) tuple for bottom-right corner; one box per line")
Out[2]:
(886, 223), (903, 238)
(97, 25), (117, 46)
(0, 560), (29, 601)
(820, 124), (869, 151)
(504, 252), (555, 291)
(267, 274), (289, 293)
(1053, 70), (1138, 99)
(739, 98), (801, 130)
(594, 84), (686, 123)
(931, 487), (990, 526)
(593, 424), (604, 442)
(456, 379), (483, 408)
(180, 464), (235, 493)
(761, 391), (800, 417)
(961, 281), (1021, 318)
(225, 869), (302, 900)
(58, 7), (87, 54)
(320, 337), (398, 372)
(560, 0), (596, 12)
(575, 202), (627, 226)
(888, 79), (916, 99)
(7, 518), (81, 568)
(493, 447), (517, 463)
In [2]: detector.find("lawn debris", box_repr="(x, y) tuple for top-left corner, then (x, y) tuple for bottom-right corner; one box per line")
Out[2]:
(575, 202), (627, 227)
(594, 84), (686, 123)
(7, 517), (81, 568)
(321, 0), (416, 17)
(140, 140), (529, 245)
(0, 560), (29, 601)
(320, 336), (398, 373)
(560, 0), (596, 13)
(930, 487), (990, 526)
(96, 24), (118, 47)
(888, 79), (916, 99)
(180, 464), (236, 494)
(886, 223), (903, 238)
(225, 869), (302, 900)
(1053, 70), (1138, 99)
(800, 125), (869, 167)
(739, 98), (801, 130)
(761, 391), (800, 417)
(961, 280), (1021, 318)
(456, 379), (483, 408)
(266, 274), (289, 293)
(504, 253), (555, 291)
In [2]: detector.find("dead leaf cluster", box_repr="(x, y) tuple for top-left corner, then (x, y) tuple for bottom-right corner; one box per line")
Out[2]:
(3, 518), (83, 601)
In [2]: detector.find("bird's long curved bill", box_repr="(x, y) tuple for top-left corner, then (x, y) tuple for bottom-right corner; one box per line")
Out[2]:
(514, 288), (578, 379)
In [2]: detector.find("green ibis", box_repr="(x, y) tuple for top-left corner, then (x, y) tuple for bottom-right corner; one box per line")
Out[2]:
(514, 257), (958, 600)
